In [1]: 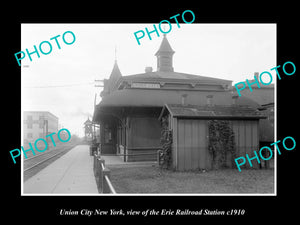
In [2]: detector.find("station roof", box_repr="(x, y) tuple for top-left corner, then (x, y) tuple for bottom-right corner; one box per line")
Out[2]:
(119, 71), (232, 84)
(159, 104), (265, 120)
(97, 88), (259, 108)
(93, 88), (262, 123)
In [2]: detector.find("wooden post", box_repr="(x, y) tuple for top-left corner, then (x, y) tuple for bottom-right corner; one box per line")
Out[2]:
(93, 155), (100, 176)
(157, 150), (163, 165)
(97, 159), (104, 191)
(93, 155), (97, 175)
(102, 168), (111, 193)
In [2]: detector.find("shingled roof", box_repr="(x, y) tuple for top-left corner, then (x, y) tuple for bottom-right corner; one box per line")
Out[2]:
(120, 71), (232, 83)
(159, 104), (265, 120)
(97, 89), (259, 108)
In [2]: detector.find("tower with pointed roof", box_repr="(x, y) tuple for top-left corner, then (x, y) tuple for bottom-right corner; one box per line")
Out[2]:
(84, 117), (93, 142)
(101, 60), (122, 97)
(155, 34), (175, 72)
(108, 60), (122, 92)
(109, 60), (122, 82)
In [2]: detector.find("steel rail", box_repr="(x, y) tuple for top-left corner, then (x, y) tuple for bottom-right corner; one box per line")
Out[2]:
(23, 146), (68, 162)
(23, 148), (71, 172)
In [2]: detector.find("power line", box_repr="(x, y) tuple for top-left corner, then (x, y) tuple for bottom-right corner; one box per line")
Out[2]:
(24, 82), (95, 88)
(95, 79), (104, 87)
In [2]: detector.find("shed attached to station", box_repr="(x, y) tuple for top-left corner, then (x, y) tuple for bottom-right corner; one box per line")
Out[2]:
(159, 104), (266, 171)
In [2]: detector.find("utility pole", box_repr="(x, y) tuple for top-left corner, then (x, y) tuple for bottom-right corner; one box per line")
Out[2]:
(43, 118), (49, 150)
(94, 79), (104, 87)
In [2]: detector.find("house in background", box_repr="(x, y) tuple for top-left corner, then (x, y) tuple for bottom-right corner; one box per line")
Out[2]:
(232, 73), (275, 146)
(231, 73), (275, 168)
(23, 111), (59, 148)
(93, 34), (268, 170)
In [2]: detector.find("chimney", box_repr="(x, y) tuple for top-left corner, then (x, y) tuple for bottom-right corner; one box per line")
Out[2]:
(254, 72), (259, 81)
(206, 95), (213, 106)
(145, 67), (153, 73)
(181, 94), (188, 106)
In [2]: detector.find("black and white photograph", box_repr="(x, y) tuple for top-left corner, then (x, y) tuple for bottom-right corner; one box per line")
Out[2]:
(4, 5), (298, 224)
(20, 23), (276, 195)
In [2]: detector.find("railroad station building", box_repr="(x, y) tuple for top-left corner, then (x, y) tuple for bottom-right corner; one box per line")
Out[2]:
(93, 35), (270, 170)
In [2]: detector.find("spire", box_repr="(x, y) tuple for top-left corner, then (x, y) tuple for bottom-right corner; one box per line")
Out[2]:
(155, 35), (175, 72)
(155, 34), (174, 54)
(105, 60), (122, 94)
(109, 60), (122, 80)
(114, 45), (117, 62)
(101, 50), (123, 96)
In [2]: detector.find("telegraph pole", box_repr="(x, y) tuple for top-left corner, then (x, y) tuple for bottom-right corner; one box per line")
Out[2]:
(94, 79), (104, 87)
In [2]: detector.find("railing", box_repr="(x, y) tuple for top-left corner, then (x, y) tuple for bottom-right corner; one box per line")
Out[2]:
(157, 149), (163, 166)
(93, 149), (164, 194)
(93, 154), (117, 194)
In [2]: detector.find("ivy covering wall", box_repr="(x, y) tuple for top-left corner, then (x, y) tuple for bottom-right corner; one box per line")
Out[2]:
(159, 116), (172, 169)
(208, 120), (237, 169)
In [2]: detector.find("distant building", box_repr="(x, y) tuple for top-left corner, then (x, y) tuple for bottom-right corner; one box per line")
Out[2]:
(23, 111), (59, 146)
(83, 117), (93, 142)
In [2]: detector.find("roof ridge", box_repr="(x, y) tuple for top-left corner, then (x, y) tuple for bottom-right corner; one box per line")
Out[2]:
(121, 71), (232, 83)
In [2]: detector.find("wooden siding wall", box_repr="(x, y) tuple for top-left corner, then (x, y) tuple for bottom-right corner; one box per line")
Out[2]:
(127, 116), (161, 162)
(173, 119), (260, 171)
(231, 120), (260, 169)
(175, 119), (209, 171)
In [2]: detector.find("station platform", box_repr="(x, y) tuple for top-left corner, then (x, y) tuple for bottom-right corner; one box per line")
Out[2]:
(23, 145), (98, 194)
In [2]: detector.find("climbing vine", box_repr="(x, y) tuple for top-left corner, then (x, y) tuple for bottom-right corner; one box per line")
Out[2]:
(160, 116), (172, 169)
(208, 120), (236, 169)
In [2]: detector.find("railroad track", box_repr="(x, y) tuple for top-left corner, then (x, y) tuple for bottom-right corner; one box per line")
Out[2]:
(23, 144), (77, 181)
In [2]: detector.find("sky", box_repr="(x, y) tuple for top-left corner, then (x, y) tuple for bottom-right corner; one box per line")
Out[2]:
(21, 23), (276, 137)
